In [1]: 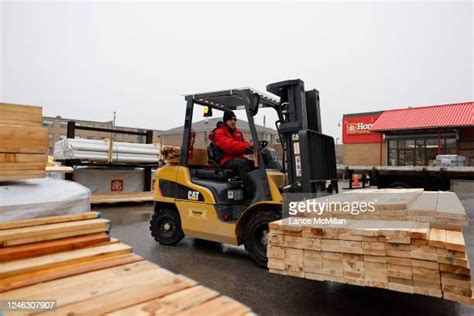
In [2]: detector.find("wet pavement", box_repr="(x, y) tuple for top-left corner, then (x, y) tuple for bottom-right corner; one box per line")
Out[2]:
(99, 198), (474, 316)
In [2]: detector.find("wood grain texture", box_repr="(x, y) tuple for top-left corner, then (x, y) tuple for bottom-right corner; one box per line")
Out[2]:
(0, 102), (48, 180)
(0, 253), (143, 292)
(0, 212), (99, 230)
(0, 233), (110, 262)
(0, 242), (131, 278)
(0, 218), (109, 242)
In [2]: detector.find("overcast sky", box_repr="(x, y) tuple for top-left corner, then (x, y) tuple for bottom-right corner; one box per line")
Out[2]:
(1, 1), (472, 141)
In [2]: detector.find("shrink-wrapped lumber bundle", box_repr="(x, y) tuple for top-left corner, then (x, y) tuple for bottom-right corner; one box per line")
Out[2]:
(269, 189), (473, 305)
(0, 103), (48, 181)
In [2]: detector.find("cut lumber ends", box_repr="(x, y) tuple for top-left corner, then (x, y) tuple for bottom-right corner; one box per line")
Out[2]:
(268, 216), (473, 305)
(0, 102), (48, 181)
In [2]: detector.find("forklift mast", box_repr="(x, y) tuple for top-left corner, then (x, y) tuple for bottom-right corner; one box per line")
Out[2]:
(266, 79), (338, 194)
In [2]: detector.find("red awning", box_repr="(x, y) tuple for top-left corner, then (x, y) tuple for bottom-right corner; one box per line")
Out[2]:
(371, 102), (474, 131)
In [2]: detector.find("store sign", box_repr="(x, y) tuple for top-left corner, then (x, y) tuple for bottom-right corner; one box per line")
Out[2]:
(342, 112), (382, 144)
(346, 122), (374, 134)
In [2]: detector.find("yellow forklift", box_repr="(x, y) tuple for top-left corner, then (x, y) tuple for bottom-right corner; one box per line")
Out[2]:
(150, 79), (338, 266)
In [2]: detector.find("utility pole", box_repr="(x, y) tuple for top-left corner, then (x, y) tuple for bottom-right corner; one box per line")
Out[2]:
(112, 111), (117, 141)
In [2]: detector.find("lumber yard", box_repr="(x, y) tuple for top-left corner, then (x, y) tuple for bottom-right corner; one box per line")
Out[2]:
(1, 2), (473, 315)
(1, 78), (473, 315)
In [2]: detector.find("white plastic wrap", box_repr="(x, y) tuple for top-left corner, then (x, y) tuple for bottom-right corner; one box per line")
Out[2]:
(73, 167), (145, 193)
(0, 178), (91, 221)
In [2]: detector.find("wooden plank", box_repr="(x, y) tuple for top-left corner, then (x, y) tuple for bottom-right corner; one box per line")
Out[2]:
(428, 228), (447, 248)
(0, 253), (143, 292)
(436, 191), (468, 221)
(40, 272), (197, 315)
(407, 192), (439, 216)
(0, 170), (46, 181)
(0, 125), (48, 154)
(109, 285), (220, 316)
(1, 260), (157, 298)
(0, 212), (99, 230)
(443, 291), (474, 305)
(178, 295), (252, 316)
(411, 259), (439, 270)
(0, 153), (47, 163)
(439, 263), (471, 276)
(45, 166), (74, 173)
(90, 191), (153, 204)
(445, 230), (466, 252)
(0, 102), (43, 126)
(410, 222), (430, 240)
(0, 218), (109, 242)
(0, 161), (47, 170)
(0, 233), (110, 262)
(0, 242), (132, 278)
(4, 225), (109, 246)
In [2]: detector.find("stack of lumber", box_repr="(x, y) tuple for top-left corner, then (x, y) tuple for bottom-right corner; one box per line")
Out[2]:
(161, 145), (182, 164)
(0, 102), (48, 181)
(269, 189), (473, 305)
(160, 146), (208, 166)
(0, 212), (253, 315)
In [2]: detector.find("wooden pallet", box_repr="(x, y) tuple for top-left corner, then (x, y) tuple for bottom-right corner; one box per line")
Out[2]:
(90, 191), (154, 204)
(0, 212), (253, 315)
(0, 102), (48, 181)
(268, 217), (474, 305)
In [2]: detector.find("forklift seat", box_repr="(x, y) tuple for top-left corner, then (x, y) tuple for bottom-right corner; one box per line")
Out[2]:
(189, 143), (236, 181)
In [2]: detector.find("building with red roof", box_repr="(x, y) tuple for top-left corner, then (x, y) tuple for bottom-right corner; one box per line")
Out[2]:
(342, 102), (474, 166)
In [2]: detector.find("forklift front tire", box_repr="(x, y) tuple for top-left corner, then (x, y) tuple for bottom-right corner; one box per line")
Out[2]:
(244, 211), (280, 268)
(150, 208), (185, 245)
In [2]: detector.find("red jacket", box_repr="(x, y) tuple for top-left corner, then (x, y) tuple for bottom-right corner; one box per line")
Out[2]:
(212, 125), (251, 166)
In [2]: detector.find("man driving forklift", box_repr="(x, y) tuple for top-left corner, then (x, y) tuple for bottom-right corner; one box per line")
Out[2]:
(211, 110), (256, 195)
(150, 79), (339, 267)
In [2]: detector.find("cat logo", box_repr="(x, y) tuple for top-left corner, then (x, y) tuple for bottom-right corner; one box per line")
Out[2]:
(188, 190), (200, 200)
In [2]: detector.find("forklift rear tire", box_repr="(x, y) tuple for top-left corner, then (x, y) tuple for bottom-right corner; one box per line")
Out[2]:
(150, 208), (185, 245)
(244, 211), (280, 268)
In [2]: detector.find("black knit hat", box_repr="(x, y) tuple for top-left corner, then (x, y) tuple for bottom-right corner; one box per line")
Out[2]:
(223, 110), (236, 122)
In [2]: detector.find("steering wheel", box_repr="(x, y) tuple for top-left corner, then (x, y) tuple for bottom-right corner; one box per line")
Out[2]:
(259, 140), (268, 149)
